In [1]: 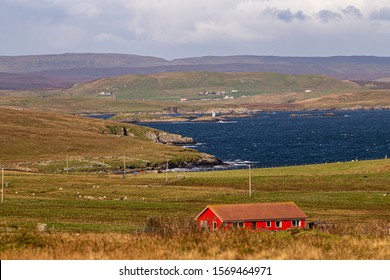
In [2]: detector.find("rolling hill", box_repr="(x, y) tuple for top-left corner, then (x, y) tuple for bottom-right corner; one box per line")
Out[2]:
(2, 70), (386, 114)
(0, 108), (219, 172)
(1, 53), (390, 91)
(64, 71), (361, 101)
(0, 53), (167, 73)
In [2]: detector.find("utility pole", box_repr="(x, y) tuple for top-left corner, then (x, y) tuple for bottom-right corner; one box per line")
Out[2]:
(1, 168), (4, 204)
(123, 155), (126, 178)
(248, 165), (252, 198)
(165, 159), (169, 183)
(66, 155), (69, 175)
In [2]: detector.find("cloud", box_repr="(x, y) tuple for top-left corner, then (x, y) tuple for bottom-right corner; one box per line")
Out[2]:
(317, 10), (342, 22)
(2, 0), (390, 57)
(262, 8), (308, 22)
(370, 7), (390, 21)
(342, 5), (363, 18)
(67, 2), (102, 18)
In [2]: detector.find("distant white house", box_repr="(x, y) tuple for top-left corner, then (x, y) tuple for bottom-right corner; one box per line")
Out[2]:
(180, 98), (190, 102)
(99, 91), (112, 96)
(198, 91), (227, 96)
(304, 90), (312, 93)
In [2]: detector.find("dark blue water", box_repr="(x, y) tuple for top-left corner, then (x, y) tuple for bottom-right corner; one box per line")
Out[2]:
(139, 110), (390, 168)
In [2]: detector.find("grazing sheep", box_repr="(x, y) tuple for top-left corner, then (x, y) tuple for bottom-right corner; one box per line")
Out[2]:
(36, 223), (48, 232)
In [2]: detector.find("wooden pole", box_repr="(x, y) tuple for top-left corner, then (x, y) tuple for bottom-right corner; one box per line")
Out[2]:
(249, 165), (252, 198)
(165, 159), (169, 182)
(1, 168), (4, 204)
(123, 155), (126, 178)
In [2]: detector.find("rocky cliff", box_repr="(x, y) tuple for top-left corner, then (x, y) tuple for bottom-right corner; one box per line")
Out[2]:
(144, 131), (194, 145)
(103, 124), (194, 144)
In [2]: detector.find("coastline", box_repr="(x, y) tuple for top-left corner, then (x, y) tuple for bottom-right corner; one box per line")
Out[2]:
(83, 105), (390, 124)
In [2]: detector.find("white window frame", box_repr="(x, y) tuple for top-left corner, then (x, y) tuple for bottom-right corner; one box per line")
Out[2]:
(292, 220), (301, 227)
(266, 221), (271, 228)
(233, 222), (244, 228)
(200, 220), (208, 229)
(213, 222), (217, 231)
(275, 220), (282, 228)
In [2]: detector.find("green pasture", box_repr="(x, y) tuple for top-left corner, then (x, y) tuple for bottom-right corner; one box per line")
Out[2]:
(1, 159), (389, 233)
(66, 72), (359, 101)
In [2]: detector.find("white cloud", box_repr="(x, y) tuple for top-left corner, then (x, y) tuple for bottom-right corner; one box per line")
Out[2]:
(66, 2), (102, 18)
(2, 0), (390, 57)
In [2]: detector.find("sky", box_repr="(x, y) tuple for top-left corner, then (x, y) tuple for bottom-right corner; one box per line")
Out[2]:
(1, 0), (390, 59)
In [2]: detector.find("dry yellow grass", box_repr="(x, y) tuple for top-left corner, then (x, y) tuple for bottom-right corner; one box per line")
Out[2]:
(1, 230), (389, 260)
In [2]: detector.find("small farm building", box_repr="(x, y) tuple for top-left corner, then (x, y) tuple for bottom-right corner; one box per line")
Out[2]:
(195, 202), (307, 231)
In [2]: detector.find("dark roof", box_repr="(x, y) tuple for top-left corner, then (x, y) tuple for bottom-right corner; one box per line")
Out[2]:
(196, 202), (307, 222)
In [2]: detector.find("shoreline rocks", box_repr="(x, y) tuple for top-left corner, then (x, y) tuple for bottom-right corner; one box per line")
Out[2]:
(144, 131), (195, 145)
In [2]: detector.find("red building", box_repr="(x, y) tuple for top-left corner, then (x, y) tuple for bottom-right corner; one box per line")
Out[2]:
(195, 202), (307, 231)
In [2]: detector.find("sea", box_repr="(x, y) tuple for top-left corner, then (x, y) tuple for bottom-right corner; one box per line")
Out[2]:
(137, 110), (390, 170)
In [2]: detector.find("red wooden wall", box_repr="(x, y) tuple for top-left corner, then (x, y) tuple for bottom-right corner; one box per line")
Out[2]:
(197, 208), (306, 231)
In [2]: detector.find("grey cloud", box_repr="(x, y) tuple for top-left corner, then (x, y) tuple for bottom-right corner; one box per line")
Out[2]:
(342, 6), (363, 18)
(263, 8), (307, 22)
(3, 0), (390, 58)
(317, 10), (342, 22)
(293, 11), (307, 21)
(277, 10), (307, 22)
(370, 7), (390, 21)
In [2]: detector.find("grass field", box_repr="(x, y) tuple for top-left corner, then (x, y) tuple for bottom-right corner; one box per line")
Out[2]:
(3, 70), (390, 121)
(0, 107), (212, 172)
(64, 72), (360, 100)
(0, 71), (371, 115)
(1, 159), (389, 259)
(0, 106), (389, 260)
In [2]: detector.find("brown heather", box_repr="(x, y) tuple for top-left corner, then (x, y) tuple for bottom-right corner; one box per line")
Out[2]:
(1, 228), (389, 260)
